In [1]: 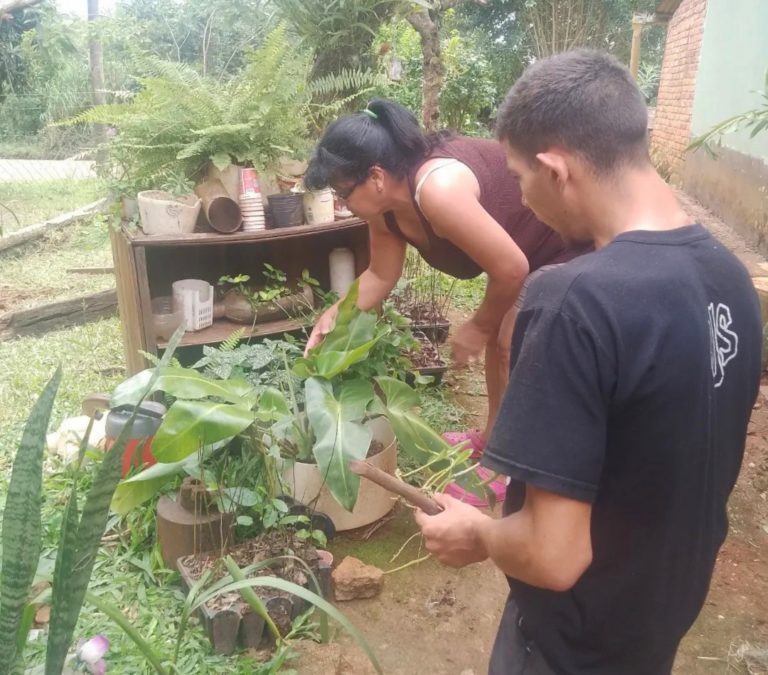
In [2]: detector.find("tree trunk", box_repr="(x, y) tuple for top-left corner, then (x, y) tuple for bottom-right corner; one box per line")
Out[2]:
(87, 0), (107, 147)
(407, 7), (443, 132)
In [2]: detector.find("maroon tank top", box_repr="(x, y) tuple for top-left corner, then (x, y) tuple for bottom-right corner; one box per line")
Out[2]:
(383, 137), (588, 279)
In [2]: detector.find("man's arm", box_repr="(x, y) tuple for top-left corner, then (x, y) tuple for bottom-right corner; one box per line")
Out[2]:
(416, 485), (592, 591)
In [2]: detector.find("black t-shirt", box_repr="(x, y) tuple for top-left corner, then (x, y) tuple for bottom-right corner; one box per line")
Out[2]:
(482, 225), (761, 675)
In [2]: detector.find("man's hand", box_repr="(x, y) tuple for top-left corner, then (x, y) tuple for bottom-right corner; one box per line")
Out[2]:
(304, 304), (339, 356)
(450, 318), (491, 368)
(414, 493), (491, 568)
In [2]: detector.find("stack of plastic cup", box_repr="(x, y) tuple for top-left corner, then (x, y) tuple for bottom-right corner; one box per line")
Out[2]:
(239, 168), (265, 231)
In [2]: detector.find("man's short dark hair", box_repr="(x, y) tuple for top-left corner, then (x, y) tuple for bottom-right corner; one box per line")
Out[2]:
(496, 50), (650, 173)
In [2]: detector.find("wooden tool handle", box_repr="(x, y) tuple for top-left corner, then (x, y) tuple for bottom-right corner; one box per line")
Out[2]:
(349, 460), (444, 516)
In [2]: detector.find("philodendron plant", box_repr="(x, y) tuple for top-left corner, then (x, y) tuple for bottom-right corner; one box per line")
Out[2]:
(112, 282), (489, 514)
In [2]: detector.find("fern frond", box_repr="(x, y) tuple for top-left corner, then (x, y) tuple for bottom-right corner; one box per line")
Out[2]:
(220, 329), (246, 352)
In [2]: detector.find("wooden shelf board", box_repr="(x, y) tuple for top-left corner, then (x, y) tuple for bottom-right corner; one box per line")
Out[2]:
(126, 217), (366, 247)
(157, 317), (308, 349)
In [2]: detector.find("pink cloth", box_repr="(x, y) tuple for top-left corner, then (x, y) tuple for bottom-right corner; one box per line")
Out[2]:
(442, 429), (486, 459)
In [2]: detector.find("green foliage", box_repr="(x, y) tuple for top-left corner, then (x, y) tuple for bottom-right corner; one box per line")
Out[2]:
(45, 329), (185, 674)
(0, 368), (61, 674)
(63, 24), (377, 196)
(374, 17), (497, 134)
(205, 559), (383, 673)
(113, 0), (276, 79)
(439, 29), (499, 134)
(636, 61), (661, 104)
(113, 282), (479, 515)
(274, 0), (398, 79)
(689, 67), (768, 156)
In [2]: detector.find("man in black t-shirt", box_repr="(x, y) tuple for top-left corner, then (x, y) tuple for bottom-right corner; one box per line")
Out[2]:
(415, 50), (762, 674)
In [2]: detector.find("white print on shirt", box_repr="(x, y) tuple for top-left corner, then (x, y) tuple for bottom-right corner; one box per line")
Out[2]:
(708, 302), (739, 388)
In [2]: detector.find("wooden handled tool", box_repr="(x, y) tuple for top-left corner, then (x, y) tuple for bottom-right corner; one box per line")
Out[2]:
(349, 460), (444, 516)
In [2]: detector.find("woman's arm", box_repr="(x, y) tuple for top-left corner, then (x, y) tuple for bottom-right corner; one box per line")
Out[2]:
(355, 215), (407, 310)
(418, 163), (529, 362)
(304, 216), (406, 352)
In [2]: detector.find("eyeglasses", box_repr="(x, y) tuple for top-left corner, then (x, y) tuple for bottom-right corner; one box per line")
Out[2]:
(334, 174), (368, 201)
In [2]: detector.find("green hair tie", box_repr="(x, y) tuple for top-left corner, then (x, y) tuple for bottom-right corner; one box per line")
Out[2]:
(362, 108), (378, 120)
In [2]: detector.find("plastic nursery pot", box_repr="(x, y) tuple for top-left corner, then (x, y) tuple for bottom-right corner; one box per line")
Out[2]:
(267, 192), (304, 228)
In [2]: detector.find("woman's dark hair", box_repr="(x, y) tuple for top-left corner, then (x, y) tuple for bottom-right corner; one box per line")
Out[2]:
(304, 98), (448, 190)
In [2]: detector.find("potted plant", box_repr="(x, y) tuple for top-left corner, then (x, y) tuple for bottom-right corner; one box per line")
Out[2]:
(218, 266), (317, 325)
(391, 256), (455, 344)
(61, 26), (380, 208)
(405, 329), (449, 385)
(109, 283), (488, 529)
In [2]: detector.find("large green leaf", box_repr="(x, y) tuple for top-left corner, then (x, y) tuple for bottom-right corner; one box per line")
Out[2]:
(305, 377), (373, 511)
(0, 368), (61, 675)
(320, 310), (378, 353)
(374, 377), (491, 502)
(255, 387), (290, 422)
(111, 367), (252, 408)
(312, 334), (382, 380)
(374, 376), (451, 467)
(151, 399), (254, 463)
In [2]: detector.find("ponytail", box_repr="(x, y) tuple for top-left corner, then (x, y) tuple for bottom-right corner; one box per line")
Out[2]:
(305, 98), (446, 190)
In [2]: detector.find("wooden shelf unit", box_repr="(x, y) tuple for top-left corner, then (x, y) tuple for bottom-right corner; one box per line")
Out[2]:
(111, 218), (370, 374)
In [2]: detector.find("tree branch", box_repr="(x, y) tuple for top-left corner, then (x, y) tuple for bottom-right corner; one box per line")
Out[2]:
(0, 0), (42, 16)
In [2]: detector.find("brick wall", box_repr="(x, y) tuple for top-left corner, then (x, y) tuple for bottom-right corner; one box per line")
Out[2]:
(651, 0), (708, 180)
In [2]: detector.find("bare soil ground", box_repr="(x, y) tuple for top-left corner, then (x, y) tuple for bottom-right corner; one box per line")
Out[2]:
(293, 197), (768, 674)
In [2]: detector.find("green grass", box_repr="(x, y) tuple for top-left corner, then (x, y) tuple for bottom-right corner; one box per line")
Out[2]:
(0, 318), (125, 472)
(0, 179), (101, 235)
(449, 273), (487, 312)
(0, 215), (114, 311)
(0, 138), (52, 160)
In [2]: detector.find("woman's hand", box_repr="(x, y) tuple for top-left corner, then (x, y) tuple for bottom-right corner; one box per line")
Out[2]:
(450, 318), (491, 368)
(304, 304), (339, 355)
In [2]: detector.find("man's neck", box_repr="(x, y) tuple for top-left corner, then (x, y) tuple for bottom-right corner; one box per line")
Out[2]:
(583, 168), (692, 249)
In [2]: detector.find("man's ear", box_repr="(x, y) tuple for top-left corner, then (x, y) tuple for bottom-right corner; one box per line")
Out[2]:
(535, 151), (570, 187)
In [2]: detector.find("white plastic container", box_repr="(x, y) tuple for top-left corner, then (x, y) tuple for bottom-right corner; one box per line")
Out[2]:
(137, 191), (201, 235)
(172, 279), (213, 331)
(303, 188), (335, 225)
(329, 247), (356, 297)
(151, 296), (184, 340)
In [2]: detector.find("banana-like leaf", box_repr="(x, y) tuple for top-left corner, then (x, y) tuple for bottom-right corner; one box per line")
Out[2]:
(111, 367), (251, 408)
(150, 399), (254, 463)
(305, 377), (373, 511)
(0, 367), (61, 675)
